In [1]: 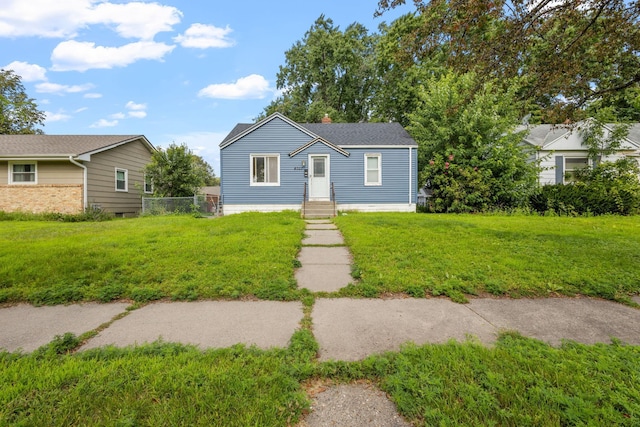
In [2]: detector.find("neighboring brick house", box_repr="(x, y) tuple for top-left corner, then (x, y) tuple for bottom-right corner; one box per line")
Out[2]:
(0, 135), (155, 216)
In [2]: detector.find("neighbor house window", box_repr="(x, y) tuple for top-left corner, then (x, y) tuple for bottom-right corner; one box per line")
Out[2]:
(250, 154), (279, 185)
(364, 154), (381, 186)
(144, 174), (153, 193)
(9, 162), (37, 184)
(115, 168), (128, 191)
(564, 157), (589, 183)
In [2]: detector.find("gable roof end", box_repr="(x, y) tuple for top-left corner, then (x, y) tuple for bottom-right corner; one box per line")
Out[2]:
(289, 137), (350, 157)
(219, 112), (318, 149)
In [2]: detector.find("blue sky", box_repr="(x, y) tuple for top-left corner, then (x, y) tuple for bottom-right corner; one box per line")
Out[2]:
(0, 0), (412, 175)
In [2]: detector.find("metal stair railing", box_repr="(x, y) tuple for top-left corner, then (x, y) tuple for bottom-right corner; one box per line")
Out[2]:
(302, 182), (307, 218)
(330, 182), (336, 217)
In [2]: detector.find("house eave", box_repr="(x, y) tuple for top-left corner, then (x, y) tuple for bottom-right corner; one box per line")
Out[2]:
(219, 112), (318, 149)
(79, 135), (155, 157)
(289, 137), (350, 157)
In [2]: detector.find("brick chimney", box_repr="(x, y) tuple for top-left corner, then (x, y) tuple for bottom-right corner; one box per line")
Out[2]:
(321, 113), (332, 124)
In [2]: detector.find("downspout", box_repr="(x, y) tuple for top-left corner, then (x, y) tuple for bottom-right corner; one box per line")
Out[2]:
(68, 156), (88, 210)
(408, 147), (412, 206)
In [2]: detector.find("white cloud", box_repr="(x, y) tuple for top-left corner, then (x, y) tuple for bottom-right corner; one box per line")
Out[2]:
(174, 23), (234, 49)
(125, 100), (147, 118)
(128, 110), (147, 119)
(90, 118), (118, 128)
(198, 74), (272, 100)
(125, 101), (146, 111)
(51, 40), (175, 72)
(84, 93), (102, 99)
(89, 2), (182, 40)
(110, 112), (126, 119)
(3, 61), (47, 82)
(0, 0), (181, 40)
(0, 0), (92, 38)
(35, 82), (94, 94)
(74, 107), (88, 113)
(45, 111), (72, 122)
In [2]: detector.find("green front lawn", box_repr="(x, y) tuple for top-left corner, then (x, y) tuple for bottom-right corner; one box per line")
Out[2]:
(334, 213), (640, 303)
(0, 212), (305, 305)
(1, 212), (639, 304)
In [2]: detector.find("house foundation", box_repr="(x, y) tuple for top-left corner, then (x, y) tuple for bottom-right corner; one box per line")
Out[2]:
(0, 184), (83, 214)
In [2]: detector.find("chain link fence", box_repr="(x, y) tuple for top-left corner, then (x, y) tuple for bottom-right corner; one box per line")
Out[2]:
(142, 195), (219, 216)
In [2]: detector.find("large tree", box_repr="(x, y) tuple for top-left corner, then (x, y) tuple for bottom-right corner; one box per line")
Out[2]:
(408, 71), (538, 212)
(376, 0), (640, 122)
(0, 69), (45, 134)
(261, 15), (378, 122)
(144, 143), (209, 197)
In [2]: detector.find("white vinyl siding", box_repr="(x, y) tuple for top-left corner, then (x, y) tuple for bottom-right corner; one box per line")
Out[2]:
(364, 153), (381, 186)
(115, 168), (128, 192)
(250, 154), (279, 186)
(9, 162), (37, 184)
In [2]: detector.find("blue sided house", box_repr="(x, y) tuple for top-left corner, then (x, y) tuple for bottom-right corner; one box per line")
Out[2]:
(219, 112), (418, 216)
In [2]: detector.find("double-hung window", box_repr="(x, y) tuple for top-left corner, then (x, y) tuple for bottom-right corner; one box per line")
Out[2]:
(564, 157), (589, 183)
(144, 173), (153, 193)
(115, 168), (128, 192)
(364, 154), (381, 186)
(9, 162), (37, 184)
(251, 154), (279, 185)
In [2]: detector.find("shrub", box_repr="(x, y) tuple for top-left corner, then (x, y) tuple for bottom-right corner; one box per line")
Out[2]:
(531, 159), (640, 215)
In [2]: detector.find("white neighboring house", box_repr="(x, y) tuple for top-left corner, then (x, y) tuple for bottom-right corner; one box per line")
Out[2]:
(521, 122), (640, 185)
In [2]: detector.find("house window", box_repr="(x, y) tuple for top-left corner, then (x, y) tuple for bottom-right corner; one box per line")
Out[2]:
(250, 154), (279, 185)
(144, 174), (153, 193)
(115, 168), (128, 192)
(564, 157), (589, 183)
(9, 162), (37, 184)
(364, 154), (381, 186)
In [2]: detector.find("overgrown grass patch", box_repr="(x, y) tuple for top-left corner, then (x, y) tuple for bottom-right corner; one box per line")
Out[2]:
(380, 334), (640, 425)
(0, 342), (310, 426)
(334, 213), (640, 302)
(2, 334), (638, 426)
(0, 212), (305, 304)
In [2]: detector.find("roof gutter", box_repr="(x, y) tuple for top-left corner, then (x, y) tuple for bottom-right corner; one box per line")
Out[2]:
(68, 156), (88, 210)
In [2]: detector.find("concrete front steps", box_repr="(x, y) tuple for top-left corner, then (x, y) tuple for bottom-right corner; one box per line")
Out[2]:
(302, 200), (336, 218)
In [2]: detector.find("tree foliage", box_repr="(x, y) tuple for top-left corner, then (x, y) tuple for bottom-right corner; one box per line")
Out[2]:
(144, 143), (210, 197)
(408, 71), (538, 212)
(376, 0), (640, 122)
(0, 69), (45, 134)
(261, 15), (378, 122)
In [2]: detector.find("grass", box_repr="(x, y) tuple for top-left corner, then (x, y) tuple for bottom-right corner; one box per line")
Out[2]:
(334, 213), (640, 303)
(1, 212), (640, 424)
(1, 333), (638, 426)
(0, 212), (305, 304)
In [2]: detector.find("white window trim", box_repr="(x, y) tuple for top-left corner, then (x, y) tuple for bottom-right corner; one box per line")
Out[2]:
(563, 156), (590, 184)
(8, 161), (38, 185)
(143, 173), (153, 194)
(364, 153), (382, 186)
(250, 154), (280, 186)
(115, 167), (128, 192)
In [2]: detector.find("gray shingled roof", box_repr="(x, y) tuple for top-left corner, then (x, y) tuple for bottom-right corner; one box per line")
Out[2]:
(302, 122), (417, 146)
(220, 120), (417, 147)
(220, 124), (252, 145)
(522, 122), (640, 148)
(0, 135), (147, 157)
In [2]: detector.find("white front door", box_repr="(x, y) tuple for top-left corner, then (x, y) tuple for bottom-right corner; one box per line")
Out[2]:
(309, 155), (330, 200)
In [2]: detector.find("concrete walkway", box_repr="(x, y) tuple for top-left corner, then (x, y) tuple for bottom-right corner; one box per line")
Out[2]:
(295, 219), (354, 292)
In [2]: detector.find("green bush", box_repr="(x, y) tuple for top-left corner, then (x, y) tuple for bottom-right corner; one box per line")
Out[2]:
(530, 159), (640, 215)
(0, 207), (113, 222)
